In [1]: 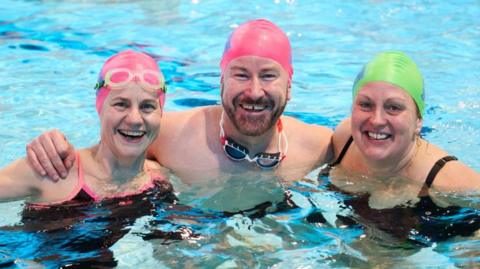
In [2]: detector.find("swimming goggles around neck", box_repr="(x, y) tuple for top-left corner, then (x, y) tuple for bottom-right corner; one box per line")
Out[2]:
(94, 68), (167, 93)
(219, 111), (288, 169)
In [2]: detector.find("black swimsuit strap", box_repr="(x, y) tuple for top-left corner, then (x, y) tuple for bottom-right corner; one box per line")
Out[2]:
(331, 136), (354, 166)
(424, 155), (458, 188)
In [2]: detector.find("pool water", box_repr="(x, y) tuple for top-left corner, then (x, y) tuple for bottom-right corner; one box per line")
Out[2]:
(1, 0), (479, 268)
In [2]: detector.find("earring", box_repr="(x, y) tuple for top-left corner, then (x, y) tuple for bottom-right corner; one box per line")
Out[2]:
(415, 133), (422, 147)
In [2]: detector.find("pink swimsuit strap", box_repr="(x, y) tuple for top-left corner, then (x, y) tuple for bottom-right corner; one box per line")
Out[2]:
(76, 152), (101, 201)
(27, 152), (91, 208)
(30, 154), (165, 208)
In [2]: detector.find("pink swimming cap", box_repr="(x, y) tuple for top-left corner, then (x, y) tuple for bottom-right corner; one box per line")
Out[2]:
(220, 19), (293, 80)
(95, 50), (166, 115)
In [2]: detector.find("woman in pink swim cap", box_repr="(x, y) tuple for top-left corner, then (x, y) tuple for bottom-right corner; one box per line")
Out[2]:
(0, 50), (171, 205)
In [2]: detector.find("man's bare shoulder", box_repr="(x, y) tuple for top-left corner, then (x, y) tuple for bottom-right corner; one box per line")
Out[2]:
(162, 106), (220, 127)
(148, 105), (221, 162)
(281, 115), (333, 169)
(283, 115), (333, 144)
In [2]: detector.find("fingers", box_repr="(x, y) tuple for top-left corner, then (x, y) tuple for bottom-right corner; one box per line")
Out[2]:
(62, 143), (76, 170)
(26, 135), (61, 182)
(25, 129), (74, 182)
(26, 143), (48, 178)
(41, 130), (73, 179)
(51, 131), (75, 170)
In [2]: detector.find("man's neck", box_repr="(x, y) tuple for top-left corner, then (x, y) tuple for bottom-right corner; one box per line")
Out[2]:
(220, 111), (280, 155)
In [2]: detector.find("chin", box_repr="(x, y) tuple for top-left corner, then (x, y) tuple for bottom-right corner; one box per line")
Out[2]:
(361, 148), (392, 163)
(239, 125), (269, 136)
(116, 146), (147, 160)
(237, 115), (273, 136)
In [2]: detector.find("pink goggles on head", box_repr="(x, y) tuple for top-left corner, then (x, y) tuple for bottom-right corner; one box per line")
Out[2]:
(94, 68), (167, 94)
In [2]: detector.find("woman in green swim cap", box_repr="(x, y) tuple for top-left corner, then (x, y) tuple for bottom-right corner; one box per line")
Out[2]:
(326, 51), (480, 209)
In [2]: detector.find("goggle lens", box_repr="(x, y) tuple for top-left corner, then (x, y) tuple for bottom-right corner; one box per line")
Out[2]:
(143, 71), (161, 85)
(255, 153), (281, 168)
(96, 68), (165, 93)
(223, 137), (282, 168)
(109, 70), (130, 84)
(224, 145), (247, 160)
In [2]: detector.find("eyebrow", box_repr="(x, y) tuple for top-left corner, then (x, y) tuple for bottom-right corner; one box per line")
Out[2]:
(229, 66), (280, 73)
(229, 66), (248, 72)
(357, 93), (407, 100)
(141, 98), (159, 103)
(111, 95), (158, 102)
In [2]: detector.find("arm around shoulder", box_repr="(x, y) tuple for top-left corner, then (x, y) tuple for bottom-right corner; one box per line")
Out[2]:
(147, 110), (188, 162)
(287, 117), (333, 165)
(331, 118), (352, 161)
(313, 124), (334, 164)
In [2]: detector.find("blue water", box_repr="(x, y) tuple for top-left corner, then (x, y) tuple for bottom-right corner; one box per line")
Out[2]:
(0, 0), (479, 268)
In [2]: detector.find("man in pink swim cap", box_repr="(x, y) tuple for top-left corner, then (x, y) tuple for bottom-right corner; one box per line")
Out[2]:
(220, 19), (293, 81)
(27, 19), (333, 212)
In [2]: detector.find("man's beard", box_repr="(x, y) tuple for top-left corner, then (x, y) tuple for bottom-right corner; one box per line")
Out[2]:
(222, 96), (287, 137)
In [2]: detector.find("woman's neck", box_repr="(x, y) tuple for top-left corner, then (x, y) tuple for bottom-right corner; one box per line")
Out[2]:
(90, 144), (146, 186)
(363, 141), (418, 178)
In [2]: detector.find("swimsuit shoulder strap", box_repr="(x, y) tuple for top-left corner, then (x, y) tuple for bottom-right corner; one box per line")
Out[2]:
(318, 136), (354, 177)
(418, 155), (458, 197)
(424, 155), (458, 188)
(68, 152), (84, 198)
(75, 152), (101, 202)
(57, 152), (86, 202)
(331, 136), (354, 166)
(76, 152), (83, 185)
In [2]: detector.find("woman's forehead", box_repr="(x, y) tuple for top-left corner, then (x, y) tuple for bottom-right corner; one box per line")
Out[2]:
(108, 84), (160, 99)
(358, 82), (414, 101)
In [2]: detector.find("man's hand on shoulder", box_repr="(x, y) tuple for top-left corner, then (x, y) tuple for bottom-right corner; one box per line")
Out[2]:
(26, 129), (75, 182)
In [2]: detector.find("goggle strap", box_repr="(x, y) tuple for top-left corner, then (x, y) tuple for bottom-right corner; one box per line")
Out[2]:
(277, 117), (283, 132)
(219, 111), (226, 138)
(94, 80), (105, 90)
(279, 127), (288, 157)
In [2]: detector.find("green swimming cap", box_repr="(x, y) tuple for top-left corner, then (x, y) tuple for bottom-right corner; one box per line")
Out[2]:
(352, 51), (425, 117)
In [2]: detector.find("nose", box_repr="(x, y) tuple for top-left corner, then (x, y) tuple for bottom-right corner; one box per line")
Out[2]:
(370, 108), (387, 126)
(243, 76), (265, 100)
(125, 107), (143, 127)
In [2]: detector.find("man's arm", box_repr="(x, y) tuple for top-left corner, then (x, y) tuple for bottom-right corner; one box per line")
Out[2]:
(25, 129), (76, 181)
(331, 118), (352, 161)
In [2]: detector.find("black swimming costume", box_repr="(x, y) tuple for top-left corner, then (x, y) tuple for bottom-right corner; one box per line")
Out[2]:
(320, 136), (480, 245)
(331, 184), (480, 245)
(4, 183), (177, 268)
(324, 136), (458, 189)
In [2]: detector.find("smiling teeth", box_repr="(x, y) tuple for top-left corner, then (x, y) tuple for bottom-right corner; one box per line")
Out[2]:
(119, 130), (145, 137)
(241, 104), (266, 111)
(367, 132), (389, 140)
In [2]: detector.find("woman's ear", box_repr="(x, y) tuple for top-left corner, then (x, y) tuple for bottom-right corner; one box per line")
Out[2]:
(416, 117), (423, 135)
